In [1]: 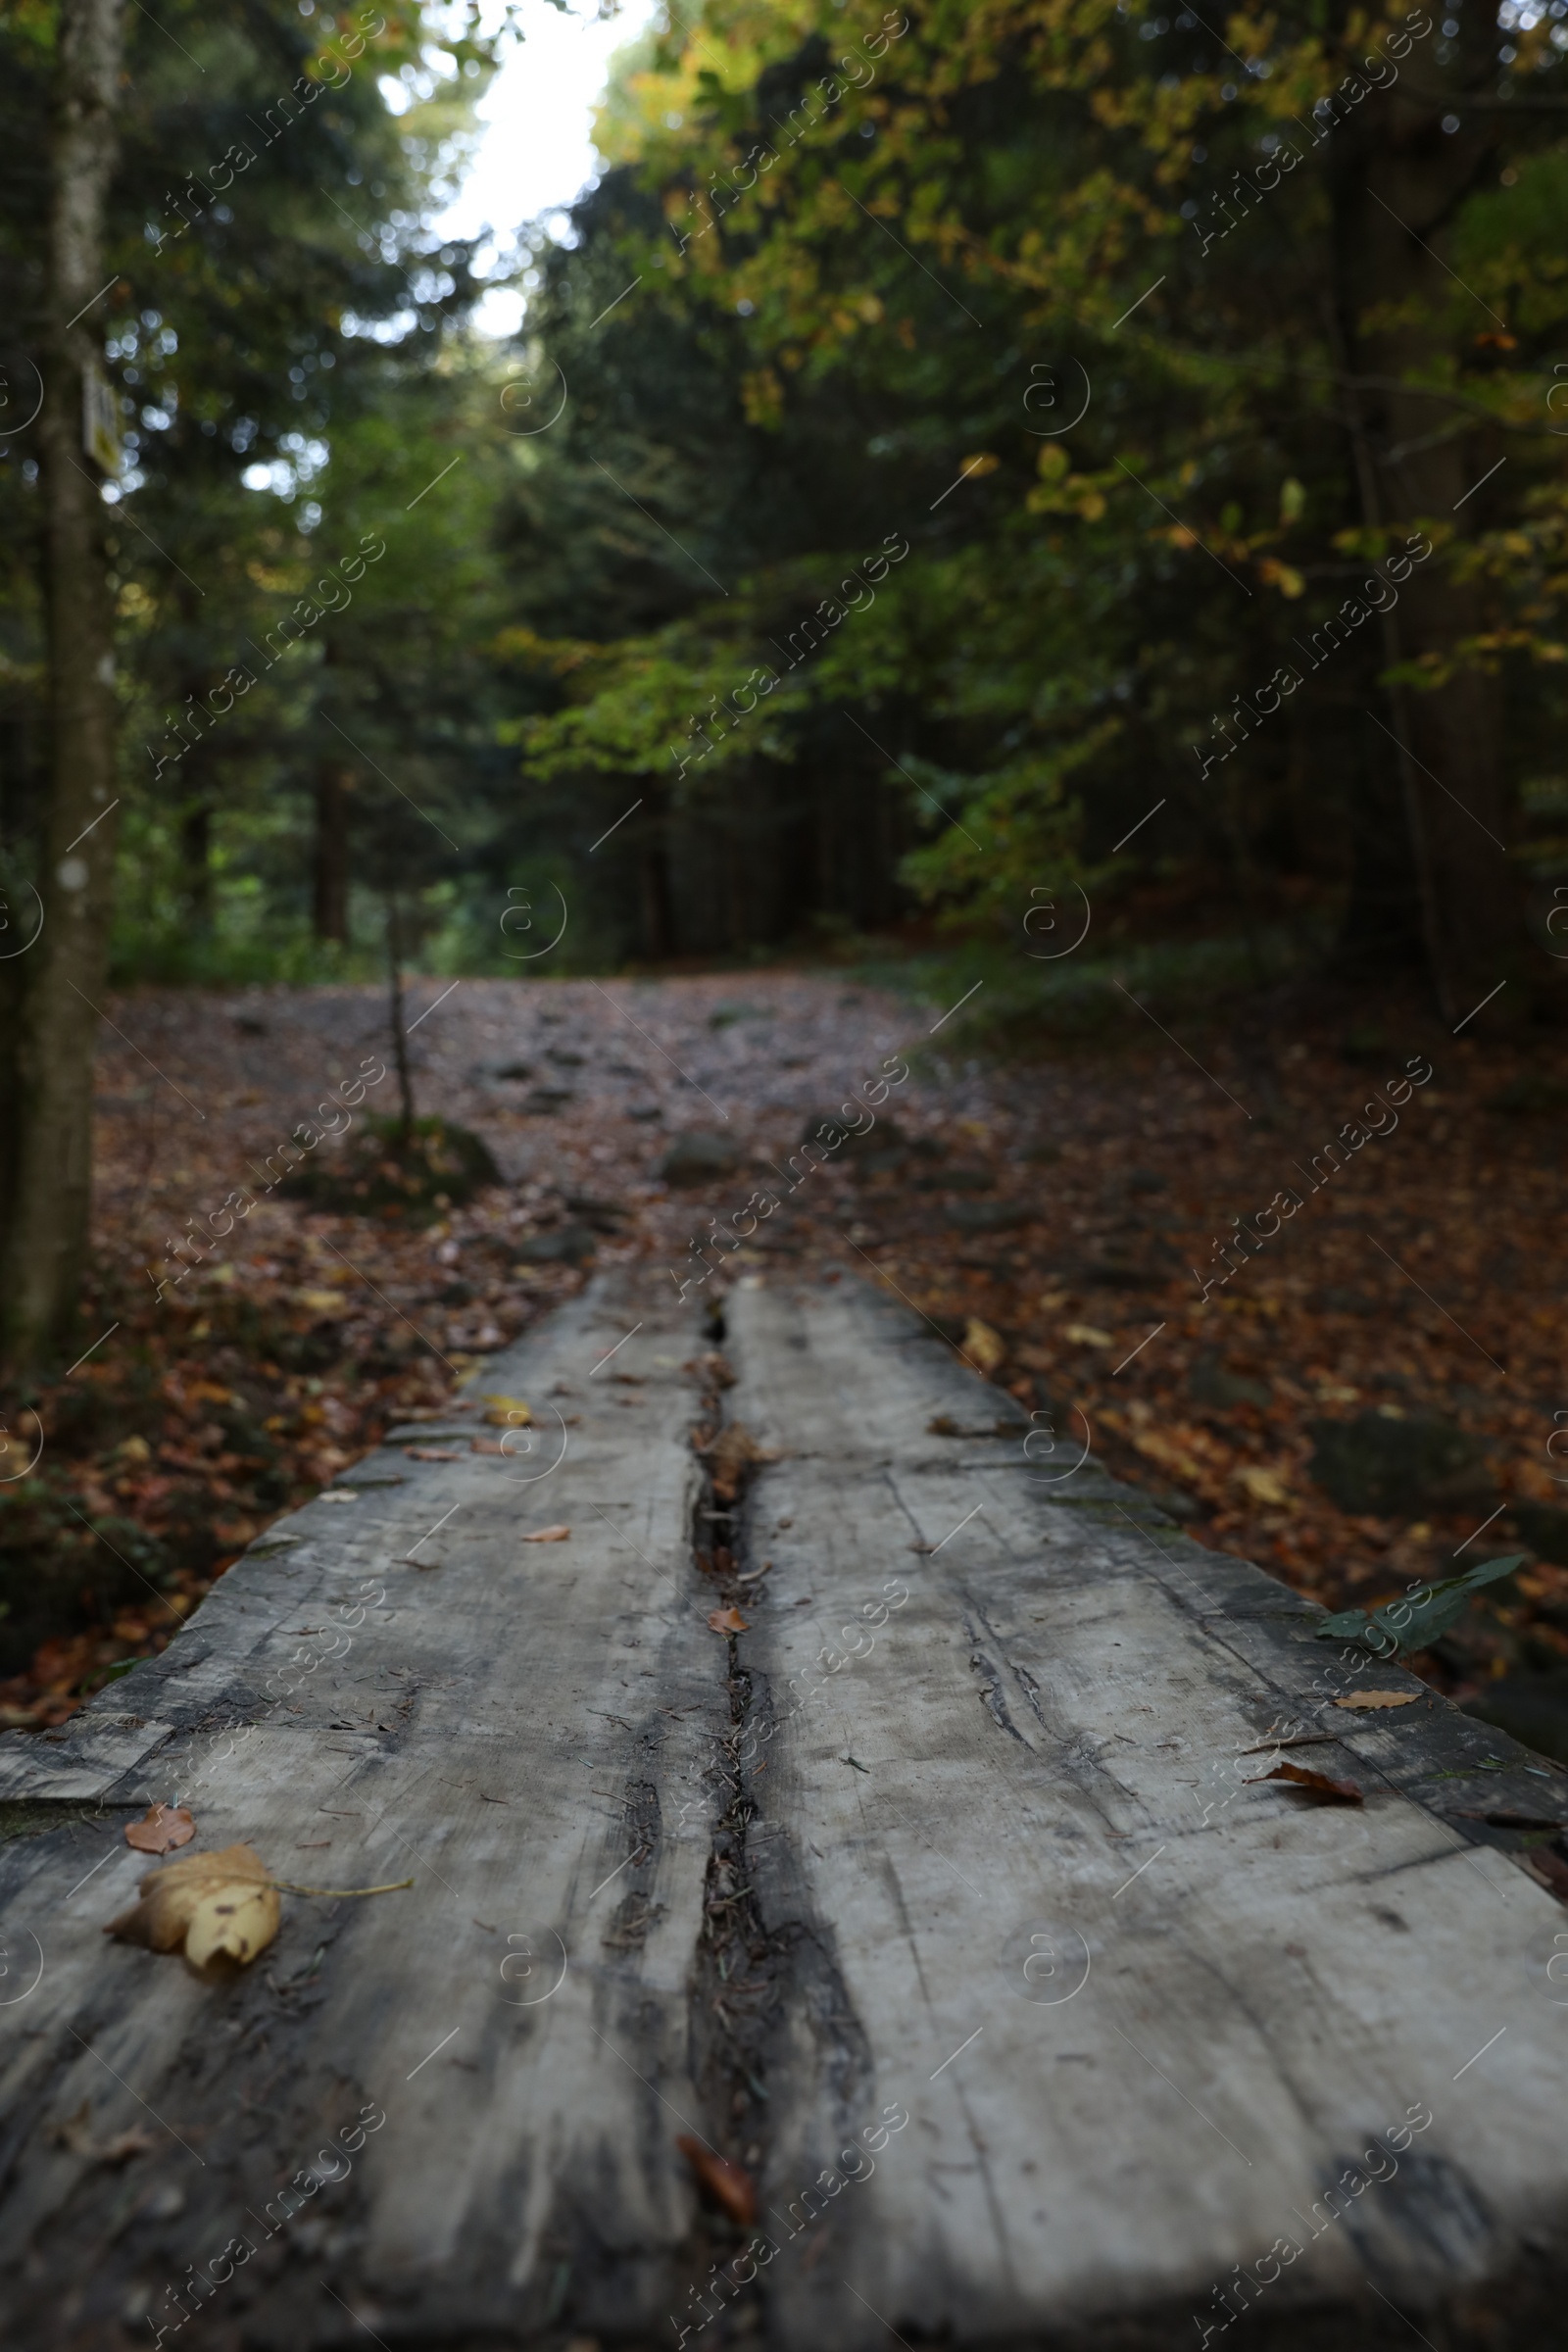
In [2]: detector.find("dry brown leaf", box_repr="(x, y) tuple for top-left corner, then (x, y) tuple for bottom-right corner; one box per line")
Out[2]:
(1333, 1690), (1422, 1711)
(520, 1524), (570, 1544)
(1523, 1849), (1568, 1902)
(124, 1804), (196, 1855)
(482, 1394), (532, 1427)
(963, 1317), (1006, 1375)
(107, 1842), (280, 1967)
(405, 1446), (461, 1461)
(1233, 1465), (1292, 1507)
(469, 1437), (509, 1454)
(704, 1423), (780, 1501)
(709, 1606), (749, 1634)
(1249, 1762), (1363, 1806)
(55, 2103), (156, 2165)
(676, 2134), (758, 2225)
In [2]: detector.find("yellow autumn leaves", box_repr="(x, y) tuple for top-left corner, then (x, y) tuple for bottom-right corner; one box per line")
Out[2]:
(107, 1837), (414, 1972)
(109, 1843), (281, 1969)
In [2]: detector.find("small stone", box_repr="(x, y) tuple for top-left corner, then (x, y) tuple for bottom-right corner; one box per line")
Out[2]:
(514, 1225), (598, 1265)
(1307, 1411), (1491, 1516)
(659, 1132), (739, 1186)
(1190, 1353), (1271, 1410)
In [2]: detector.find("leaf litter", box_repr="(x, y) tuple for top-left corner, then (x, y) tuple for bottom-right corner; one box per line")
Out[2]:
(23, 975), (1568, 1749)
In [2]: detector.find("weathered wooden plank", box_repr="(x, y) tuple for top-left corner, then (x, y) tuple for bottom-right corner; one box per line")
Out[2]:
(3, 1263), (1565, 2351)
(0, 1272), (729, 2350)
(720, 1274), (1568, 2350)
(0, 1712), (176, 1804)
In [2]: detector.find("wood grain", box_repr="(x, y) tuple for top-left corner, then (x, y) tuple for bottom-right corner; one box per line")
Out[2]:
(0, 1267), (1563, 2349)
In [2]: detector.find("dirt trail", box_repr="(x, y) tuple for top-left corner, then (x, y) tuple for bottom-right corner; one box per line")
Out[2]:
(12, 967), (1568, 1752)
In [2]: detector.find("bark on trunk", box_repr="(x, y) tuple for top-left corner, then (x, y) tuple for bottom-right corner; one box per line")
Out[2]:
(638, 799), (675, 961)
(1334, 20), (1522, 1030)
(385, 893), (416, 1138)
(313, 763), (352, 942)
(179, 795), (213, 933)
(0, 0), (125, 1372)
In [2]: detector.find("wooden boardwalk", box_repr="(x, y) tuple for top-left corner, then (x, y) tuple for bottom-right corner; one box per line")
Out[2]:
(0, 1269), (1565, 2349)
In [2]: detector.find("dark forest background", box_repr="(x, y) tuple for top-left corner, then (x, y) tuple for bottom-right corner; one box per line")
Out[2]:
(3, 0), (1568, 1364)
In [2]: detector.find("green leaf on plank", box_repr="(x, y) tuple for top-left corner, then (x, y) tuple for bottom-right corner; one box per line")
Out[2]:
(1315, 1554), (1524, 1655)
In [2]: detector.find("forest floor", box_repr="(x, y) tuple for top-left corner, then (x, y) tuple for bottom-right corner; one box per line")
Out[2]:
(4, 964), (1567, 1747)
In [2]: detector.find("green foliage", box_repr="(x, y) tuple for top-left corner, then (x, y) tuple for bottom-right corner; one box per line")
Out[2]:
(8, 0), (1568, 983)
(1317, 1556), (1525, 1658)
(1, 0), (523, 987)
(487, 0), (1568, 984)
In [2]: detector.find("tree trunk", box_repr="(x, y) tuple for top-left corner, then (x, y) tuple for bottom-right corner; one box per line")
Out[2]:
(1337, 720), (1426, 975)
(1334, 37), (1522, 1031)
(0, 0), (124, 1372)
(385, 893), (416, 1138)
(179, 794), (213, 934)
(638, 804), (675, 962)
(313, 763), (352, 941)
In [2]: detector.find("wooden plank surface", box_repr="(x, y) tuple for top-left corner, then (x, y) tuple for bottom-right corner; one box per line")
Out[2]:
(0, 1266), (1564, 2349)
(721, 1276), (1568, 2350)
(0, 1272), (729, 2349)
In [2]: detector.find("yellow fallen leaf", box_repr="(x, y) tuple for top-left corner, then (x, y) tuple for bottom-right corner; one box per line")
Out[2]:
(107, 1843), (279, 1968)
(108, 1846), (413, 1971)
(482, 1393), (532, 1427)
(1333, 1690), (1422, 1711)
(296, 1287), (350, 1316)
(520, 1524), (570, 1543)
(187, 1878), (281, 1969)
(1064, 1322), (1113, 1348)
(963, 1317), (1006, 1375)
(1233, 1465), (1291, 1507)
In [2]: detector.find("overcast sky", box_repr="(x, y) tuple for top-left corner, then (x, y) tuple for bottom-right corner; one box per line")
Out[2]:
(433, 0), (663, 335)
